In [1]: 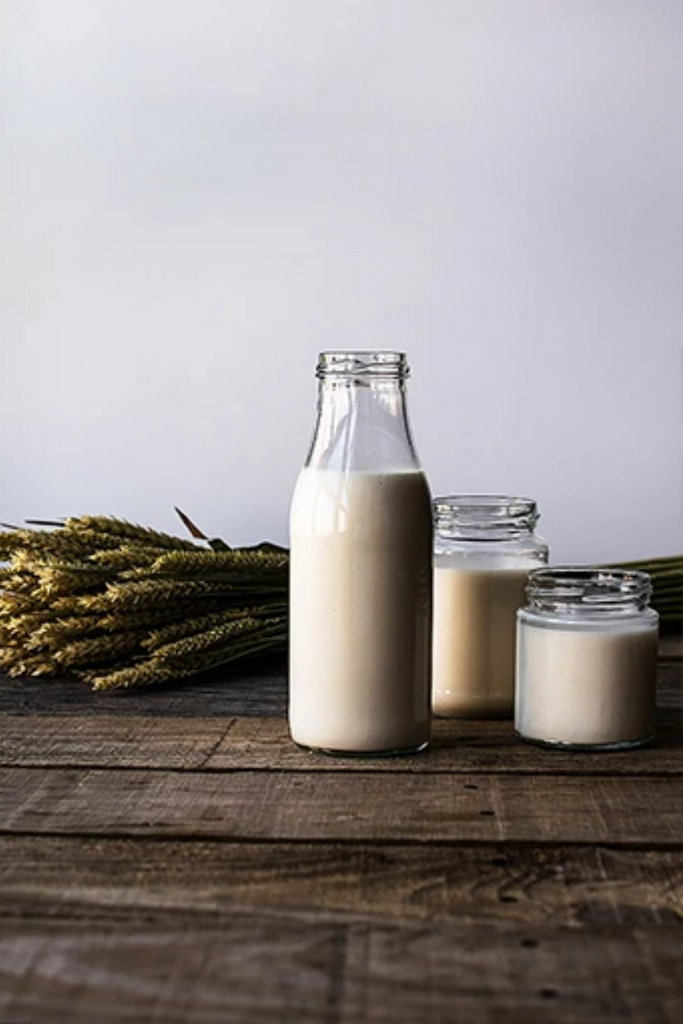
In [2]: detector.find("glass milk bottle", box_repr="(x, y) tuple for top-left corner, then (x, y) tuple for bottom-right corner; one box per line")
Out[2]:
(432, 496), (548, 718)
(289, 351), (432, 754)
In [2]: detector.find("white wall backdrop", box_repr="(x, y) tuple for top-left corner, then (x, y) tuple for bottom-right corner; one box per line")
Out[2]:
(1, 0), (682, 561)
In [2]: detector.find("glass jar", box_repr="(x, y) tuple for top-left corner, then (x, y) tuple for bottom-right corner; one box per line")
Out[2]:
(516, 567), (659, 750)
(432, 495), (548, 718)
(288, 351), (432, 755)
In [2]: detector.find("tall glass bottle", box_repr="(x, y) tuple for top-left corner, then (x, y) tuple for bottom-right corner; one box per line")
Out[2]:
(289, 351), (432, 755)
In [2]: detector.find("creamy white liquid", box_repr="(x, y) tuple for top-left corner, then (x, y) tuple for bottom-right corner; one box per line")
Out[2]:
(289, 468), (432, 753)
(432, 566), (530, 718)
(515, 621), (658, 747)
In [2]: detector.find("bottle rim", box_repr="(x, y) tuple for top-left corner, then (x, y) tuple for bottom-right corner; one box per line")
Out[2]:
(526, 565), (653, 614)
(316, 351), (409, 379)
(434, 495), (539, 536)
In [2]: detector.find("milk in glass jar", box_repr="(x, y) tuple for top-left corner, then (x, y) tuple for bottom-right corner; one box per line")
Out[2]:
(432, 496), (548, 718)
(516, 567), (658, 750)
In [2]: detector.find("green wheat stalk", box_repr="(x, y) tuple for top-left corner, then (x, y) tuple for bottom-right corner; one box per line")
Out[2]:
(613, 555), (683, 632)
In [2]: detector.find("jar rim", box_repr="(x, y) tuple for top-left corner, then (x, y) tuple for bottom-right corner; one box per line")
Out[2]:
(526, 565), (653, 612)
(316, 351), (409, 379)
(434, 495), (539, 534)
(435, 494), (537, 515)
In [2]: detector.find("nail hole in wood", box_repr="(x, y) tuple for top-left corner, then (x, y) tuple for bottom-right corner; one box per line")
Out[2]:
(499, 894), (518, 903)
(463, 783), (478, 790)
(521, 938), (538, 949)
(479, 809), (495, 816)
(540, 988), (558, 999)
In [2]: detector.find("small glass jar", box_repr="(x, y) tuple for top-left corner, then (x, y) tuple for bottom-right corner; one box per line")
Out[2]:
(516, 567), (659, 750)
(432, 495), (549, 718)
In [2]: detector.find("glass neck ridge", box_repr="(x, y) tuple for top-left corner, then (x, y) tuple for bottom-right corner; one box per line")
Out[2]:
(317, 351), (409, 382)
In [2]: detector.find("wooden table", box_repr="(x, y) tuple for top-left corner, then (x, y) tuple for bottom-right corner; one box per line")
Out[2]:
(1, 639), (682, 1023)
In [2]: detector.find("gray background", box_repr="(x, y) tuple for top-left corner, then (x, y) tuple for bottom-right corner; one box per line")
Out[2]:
(1, 0), (681, 561)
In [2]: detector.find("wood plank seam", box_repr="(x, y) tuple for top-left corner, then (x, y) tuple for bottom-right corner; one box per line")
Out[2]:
(2, 830), (683, 853)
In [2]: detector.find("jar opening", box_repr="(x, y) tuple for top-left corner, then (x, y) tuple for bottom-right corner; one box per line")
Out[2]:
(526, 566), (653, 614)
(434, 495), (539, 539)
(316, 351), (409, 380)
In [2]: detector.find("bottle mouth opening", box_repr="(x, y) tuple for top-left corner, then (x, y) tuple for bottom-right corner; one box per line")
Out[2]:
(527, 566), (653, 612)
(434, 495), (539, 536)
(316, 351), (409, 379)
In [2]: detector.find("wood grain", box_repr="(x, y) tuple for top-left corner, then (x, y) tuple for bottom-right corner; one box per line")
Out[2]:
(0, 660), (288, 718)
(1, 917), (682, 1024)
(2, 711), (682, 773)
(2, 835), (682, 928)
(0, 716), (230, 770)
(659, 634), (683, 659)
(2, 767), (683, 845)
(0, 644), (680, 1023)
(0, 648), (678, 721)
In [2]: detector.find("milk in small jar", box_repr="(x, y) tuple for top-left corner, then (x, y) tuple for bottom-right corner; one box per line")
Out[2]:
(515, 567), (659, 749)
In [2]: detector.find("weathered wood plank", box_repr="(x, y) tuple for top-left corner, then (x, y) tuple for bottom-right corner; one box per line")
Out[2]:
(0, 649), (678, 721)
(2, 768), (682, 845)
(659, 634), (683, 660)
(1, 916), (681, 1024)
(0, 660), (288, 718)
(207, 707), (683, 774)
(0, 716), (231, 770)
(2, 711), (681, 774)
(0, 915), (342, 1024)
(2, 835), (682, 928)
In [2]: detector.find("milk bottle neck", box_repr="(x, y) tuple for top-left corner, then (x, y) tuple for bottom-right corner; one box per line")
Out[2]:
(305, 351), (422, 474)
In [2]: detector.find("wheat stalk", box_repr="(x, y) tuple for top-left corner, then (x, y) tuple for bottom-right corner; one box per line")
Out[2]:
(612, 555), (682, 632)
(0, 514), (289, 689)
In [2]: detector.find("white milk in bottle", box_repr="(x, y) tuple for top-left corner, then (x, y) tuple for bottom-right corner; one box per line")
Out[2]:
(289, 352), (432, 754)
